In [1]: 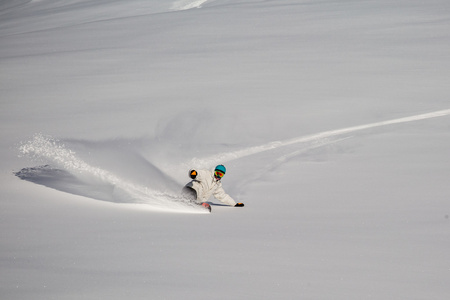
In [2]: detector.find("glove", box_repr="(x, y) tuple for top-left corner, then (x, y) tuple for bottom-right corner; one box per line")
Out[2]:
(234, 203), (244, 207)
(189, 170), (197, 179)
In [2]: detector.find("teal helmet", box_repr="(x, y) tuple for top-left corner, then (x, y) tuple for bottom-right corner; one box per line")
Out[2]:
(214, 165), (226, 180)
(214, 165), (226, 174)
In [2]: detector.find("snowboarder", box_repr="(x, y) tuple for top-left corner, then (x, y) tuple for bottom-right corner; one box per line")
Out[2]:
(182, 164), (244, 207)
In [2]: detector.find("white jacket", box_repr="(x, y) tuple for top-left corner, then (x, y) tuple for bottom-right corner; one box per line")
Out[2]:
(186, 169), (236, 206)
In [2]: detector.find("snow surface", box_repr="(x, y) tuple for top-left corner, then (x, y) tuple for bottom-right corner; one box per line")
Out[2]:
(1, 0), (450, 299)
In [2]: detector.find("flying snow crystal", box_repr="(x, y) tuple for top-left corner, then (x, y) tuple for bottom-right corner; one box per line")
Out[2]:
(18, 134), (207, 213)
(19, 133), (121, 184)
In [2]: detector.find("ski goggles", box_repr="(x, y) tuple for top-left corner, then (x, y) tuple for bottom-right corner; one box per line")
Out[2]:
(214, 170), (225, 180)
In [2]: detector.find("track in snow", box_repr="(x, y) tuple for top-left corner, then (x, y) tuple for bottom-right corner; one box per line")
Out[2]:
(171, 0), (210, 11)
(189, 109), (450, 168)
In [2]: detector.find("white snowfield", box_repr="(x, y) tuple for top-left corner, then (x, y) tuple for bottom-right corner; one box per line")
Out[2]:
(1, 0), (450, 299)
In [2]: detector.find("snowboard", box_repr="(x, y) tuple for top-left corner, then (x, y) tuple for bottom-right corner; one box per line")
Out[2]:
(201, 202), (211, 212)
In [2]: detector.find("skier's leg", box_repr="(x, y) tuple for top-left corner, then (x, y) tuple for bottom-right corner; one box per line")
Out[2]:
(182, 186), (211, 212)
(181, 186), (197, 202)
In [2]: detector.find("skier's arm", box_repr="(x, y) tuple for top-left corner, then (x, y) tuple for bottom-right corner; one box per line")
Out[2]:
(213, 186), (236, 206)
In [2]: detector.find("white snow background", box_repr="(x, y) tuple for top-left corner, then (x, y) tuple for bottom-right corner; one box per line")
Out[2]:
(1, 0), (450, 299)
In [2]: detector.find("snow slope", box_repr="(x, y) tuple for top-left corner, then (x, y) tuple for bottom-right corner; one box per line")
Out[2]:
(1, 0), (450, 299)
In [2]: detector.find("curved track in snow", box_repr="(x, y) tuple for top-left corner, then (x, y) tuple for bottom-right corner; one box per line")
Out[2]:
(189, 109), (450, 168)
(171, 0), (210, 11)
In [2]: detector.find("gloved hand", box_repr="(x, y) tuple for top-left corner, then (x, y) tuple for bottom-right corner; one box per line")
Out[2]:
(189, 170), (197, 179)
(234, 203), (244, 207)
